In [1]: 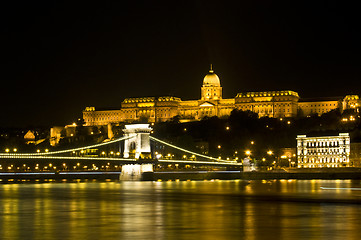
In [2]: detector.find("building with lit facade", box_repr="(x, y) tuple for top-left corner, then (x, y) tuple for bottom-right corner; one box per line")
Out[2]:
(297, 133), (351, 168)
(82, 66), (360, 126)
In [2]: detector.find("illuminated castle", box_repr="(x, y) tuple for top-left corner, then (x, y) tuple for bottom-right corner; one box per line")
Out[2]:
(83, 66), (360, 126)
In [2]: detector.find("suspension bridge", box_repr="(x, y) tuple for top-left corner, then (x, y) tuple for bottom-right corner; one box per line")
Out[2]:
(0, 124), (242, 180)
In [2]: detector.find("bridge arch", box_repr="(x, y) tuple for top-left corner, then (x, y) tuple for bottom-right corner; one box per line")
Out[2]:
(123, 124), (152, 159)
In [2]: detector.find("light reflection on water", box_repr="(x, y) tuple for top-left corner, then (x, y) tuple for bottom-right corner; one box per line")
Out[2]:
(0, 180), (361, 240)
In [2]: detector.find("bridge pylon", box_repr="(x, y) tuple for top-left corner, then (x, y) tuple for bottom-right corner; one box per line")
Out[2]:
(120, 124), (154, 181)
(123, 124), (152, 159)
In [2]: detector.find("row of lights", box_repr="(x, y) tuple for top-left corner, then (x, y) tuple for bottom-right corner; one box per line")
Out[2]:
(341, 115), (357, 122)
(4, 148), (50, 153)
(156, 149), (274, 161)
(5, 148), (17, 153)
(3, 148), (124, 156)
(2, 135), (131, 156)
(4, 148), (48, 153)
(155, 152), (197, 160)
(0, 162), (119, 171)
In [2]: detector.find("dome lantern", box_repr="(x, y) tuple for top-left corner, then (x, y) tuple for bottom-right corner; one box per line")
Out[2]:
(203, 64), (220, 87)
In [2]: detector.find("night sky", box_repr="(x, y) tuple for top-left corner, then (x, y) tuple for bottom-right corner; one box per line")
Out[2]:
(2, 1), (360, 127)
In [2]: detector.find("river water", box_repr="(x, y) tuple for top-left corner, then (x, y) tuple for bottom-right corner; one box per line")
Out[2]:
(1, 179), (361, 240)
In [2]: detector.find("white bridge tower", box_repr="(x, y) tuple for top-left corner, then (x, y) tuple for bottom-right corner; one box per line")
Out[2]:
(121, 124), (154, 181)
(123, 124), (152, 159)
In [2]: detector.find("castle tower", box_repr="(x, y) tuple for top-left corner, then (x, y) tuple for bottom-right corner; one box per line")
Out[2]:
(201, 64), (223, 100)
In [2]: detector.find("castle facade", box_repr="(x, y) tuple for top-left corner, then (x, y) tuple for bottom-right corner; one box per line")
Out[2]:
(83, 66), (360, 126)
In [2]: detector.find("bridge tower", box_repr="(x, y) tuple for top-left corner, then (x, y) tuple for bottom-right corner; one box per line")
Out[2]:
(121, 124), (154, 181)
(123, 124), (152, 159)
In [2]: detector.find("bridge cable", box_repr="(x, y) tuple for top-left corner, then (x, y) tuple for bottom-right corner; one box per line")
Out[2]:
(149, 136), (237, 163)
(0, 135), (135, 156)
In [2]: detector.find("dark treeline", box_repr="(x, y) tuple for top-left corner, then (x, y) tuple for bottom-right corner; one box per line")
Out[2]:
(153, 109), (361, 159)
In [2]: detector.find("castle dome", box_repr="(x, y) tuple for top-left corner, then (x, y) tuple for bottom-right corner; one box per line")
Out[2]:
(203, 65), (220, 87)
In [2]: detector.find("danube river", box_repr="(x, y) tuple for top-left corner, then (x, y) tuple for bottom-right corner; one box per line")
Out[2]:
(1, 179), (361, 240)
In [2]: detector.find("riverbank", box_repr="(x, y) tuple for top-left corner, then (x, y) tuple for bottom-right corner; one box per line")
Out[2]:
(241, 171), (361, 180)
(1, 169), (361, 183)
(150, 170), (361, 181)
(0, 172), (121, 183)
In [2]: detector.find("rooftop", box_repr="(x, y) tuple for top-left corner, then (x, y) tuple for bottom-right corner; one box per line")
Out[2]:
(123, 96), (181, 103)
(299, 96), (343, 103)
(236, 90), (300, 98)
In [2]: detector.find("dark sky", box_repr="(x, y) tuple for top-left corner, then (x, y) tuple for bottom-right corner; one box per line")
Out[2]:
(2, 1), (360, 127)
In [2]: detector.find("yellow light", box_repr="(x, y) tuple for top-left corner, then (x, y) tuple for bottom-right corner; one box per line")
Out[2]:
(5, 148), (9, 153)
(245, 150), (251, 156)
(13, 148), (17, 152)
(267, 150), (273, 155)
(217, 145), (221, 149)
(250, 141), (254, 145)
(37, 149), (40, 153)
(45, 149), (49, 153)
(226, 126), (230, 130)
